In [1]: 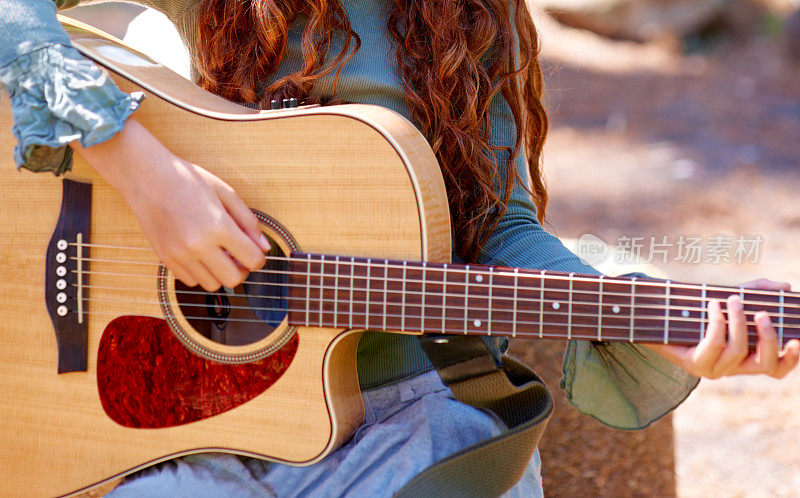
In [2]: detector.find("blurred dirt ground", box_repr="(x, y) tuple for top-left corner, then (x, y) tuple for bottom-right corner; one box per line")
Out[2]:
(530, 10), (800, 497)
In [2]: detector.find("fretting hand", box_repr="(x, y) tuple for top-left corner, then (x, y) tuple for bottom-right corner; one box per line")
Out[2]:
(71, 118), (269, 291)
(646, 278), (800, 379)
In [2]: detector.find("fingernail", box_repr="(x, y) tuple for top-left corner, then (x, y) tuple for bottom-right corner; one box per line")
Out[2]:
(729, 295), (742, 311)
(259, 234), (271, 251)
(757, 313), (771, 327)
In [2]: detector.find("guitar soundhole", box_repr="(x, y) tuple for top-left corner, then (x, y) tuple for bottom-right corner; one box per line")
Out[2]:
(175, 237), (288, 346)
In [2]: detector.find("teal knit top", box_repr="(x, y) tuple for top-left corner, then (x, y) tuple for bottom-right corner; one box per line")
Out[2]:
(0, 0), (699, 429)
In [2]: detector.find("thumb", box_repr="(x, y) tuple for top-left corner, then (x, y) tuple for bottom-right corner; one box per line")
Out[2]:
(217, 185), (270, 252)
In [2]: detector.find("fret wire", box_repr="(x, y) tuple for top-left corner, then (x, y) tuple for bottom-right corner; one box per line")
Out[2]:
(700, 284), (707, 340)
(333, 256), (340, 328)
(629, 277), (637, 342)
(298, 280), (788, 318)
(75, 248), (800, 301)
(567, 273), (574, 340)
(463, 265), (470, 335)
(78, 300), (799, 345)
(79, 308), (786, 343)
(401, 261), (407, 332)
(81, 258), (800, 315)
(79, 251), (800, 323)
(82, 274), (800, 320)
(349, 257), (355, 329)
(597, 275), (604, 341)
(441, 264), (447, 335)
(487, 267), (494, 336)
(420, 264), (426, 334)
(539, 270), (545, 339)
(512, 268), (519, 338)
(78, 296), (800, 336)
(366, 258), (371, 330)
(299, 275), (800, 314)
(779, 289), (785, 348)
(382, 259), (388, 332)
(305, 254), (312, 326)
(87, 265), (800, 322)
(316, 256), (777, 299)
(82, 292), (763, 327)
(664, 280), (671, 344)
(318, 255), (325, 328)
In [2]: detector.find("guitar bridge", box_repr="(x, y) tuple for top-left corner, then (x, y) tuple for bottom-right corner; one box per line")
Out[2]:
(45, 179), (91, 373)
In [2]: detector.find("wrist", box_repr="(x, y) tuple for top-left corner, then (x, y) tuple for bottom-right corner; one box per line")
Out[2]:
(70, 117), (171, 199)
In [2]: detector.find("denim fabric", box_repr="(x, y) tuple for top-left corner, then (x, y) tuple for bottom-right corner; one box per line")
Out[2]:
(107, 370), (543, 498)
(0, 0), (70, 68)
(0, 43), (143, 173)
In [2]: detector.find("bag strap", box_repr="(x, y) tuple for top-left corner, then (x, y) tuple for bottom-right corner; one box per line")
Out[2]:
(394, 335), (553, 498)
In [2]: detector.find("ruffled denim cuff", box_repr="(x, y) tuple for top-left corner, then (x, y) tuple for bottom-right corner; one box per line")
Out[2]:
(0, 43), (144, 175)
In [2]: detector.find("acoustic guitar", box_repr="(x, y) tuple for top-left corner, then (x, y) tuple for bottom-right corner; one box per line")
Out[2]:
(2, 18), (798, 497)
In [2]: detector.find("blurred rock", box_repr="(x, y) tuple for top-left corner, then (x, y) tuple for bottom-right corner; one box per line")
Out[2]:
(787, 9), (800, 61)
(538, 0), (765, 43)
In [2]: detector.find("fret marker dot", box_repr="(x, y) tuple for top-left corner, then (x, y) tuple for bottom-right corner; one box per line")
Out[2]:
(612, 305), (620, 314)
(552, 302), (560, 310)
(475, 275), (483, 282)
(682, 310), (690, 318)
(474, 320), (482, 327)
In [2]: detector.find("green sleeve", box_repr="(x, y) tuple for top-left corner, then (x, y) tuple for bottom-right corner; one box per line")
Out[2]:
(478, 127), (698, 429)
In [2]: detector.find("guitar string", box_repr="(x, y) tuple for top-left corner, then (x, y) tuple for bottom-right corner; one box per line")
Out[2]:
(71, 309), (782, 345)
(67, 262), (800, 313)
(67, 285), (800, 338)
(70, 277), (800, 321)
(74, 282), (800, 333)
(69, 254), (794, 306)
(71, 293), (787, 326)
(65, 246), (798, 301)
(68, 269), (800, 321)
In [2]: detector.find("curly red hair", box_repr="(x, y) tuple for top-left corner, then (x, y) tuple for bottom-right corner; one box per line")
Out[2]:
(195, 0), (548, 262)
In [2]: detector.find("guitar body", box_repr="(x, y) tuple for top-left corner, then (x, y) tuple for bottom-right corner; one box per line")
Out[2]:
(0, 19), (450, 497)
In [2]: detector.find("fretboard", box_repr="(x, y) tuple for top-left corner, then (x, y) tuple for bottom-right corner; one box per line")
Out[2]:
(286, 253), (800, 347)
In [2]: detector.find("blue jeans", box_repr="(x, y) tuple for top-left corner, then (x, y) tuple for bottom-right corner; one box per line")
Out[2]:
(109, 370), (543, 497)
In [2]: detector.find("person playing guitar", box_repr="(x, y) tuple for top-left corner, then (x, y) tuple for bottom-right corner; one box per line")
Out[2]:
(1, 0), (798, 495)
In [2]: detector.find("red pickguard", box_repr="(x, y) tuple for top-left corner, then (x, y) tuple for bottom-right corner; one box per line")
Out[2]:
(97, 316), (297, 428)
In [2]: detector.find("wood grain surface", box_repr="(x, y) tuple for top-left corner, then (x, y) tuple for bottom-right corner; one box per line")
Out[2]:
(0, 18), (451, 497)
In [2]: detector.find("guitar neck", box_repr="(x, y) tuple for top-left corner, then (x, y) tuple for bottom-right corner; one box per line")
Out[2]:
(286, 253), (800, 347)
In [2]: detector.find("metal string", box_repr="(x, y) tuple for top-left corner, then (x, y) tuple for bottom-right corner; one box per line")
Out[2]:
(65, 246), (798, 300)
(67, 287), (800, 338)
(70, 309), (785, 344)
(67, 269), (800, 321)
